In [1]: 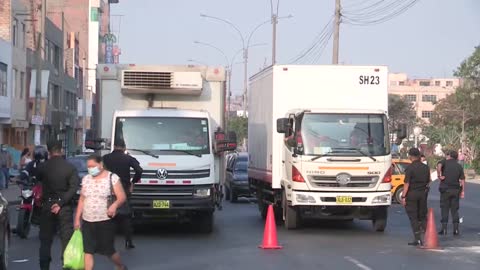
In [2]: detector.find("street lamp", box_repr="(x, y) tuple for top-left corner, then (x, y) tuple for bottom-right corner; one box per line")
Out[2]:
(200, 13), (292, 117)
(413, 126), (422, 148)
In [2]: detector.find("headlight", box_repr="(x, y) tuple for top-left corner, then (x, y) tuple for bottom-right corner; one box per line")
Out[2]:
(22, 189), (33, 198)
(296, 194), (316, 203)
(194, 188), (211, 198)
(372, 194), (390, 204)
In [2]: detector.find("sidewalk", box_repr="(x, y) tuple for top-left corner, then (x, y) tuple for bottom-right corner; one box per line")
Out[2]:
(0, 182), (21, 205)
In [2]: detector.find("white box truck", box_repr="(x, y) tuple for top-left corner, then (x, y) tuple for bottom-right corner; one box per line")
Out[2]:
(248, 65), (406, 230)
(92, 64), (236, 233)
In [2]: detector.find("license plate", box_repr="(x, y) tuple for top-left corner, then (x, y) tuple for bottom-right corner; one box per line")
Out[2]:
(336, 196), (352, 204)
(152, 200), (170, 209)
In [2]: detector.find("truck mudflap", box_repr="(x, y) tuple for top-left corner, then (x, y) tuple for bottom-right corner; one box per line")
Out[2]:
(289, 190), (391, 207)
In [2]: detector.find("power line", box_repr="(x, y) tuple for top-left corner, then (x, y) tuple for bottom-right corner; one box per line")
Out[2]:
(289, 17), (334, 63)
(343, 0), (420, 26)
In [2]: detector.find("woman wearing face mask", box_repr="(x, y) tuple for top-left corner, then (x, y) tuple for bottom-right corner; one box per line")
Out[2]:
(74, 154), (128, 270)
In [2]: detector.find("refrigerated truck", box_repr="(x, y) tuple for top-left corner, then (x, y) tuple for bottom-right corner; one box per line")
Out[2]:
(94, 64), (236, 233)
(248, 65), (406, 230)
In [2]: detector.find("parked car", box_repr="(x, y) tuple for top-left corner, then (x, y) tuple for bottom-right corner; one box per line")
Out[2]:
(225, 152), (249, 203)
(0, 193), (10, 270)
(66, 155), (89, 202)
(391, 158), (411, 203)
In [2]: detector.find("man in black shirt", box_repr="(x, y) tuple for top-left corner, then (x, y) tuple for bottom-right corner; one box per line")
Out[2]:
(37, 140), (79, 270)
(103, 139), (143, 249)
(437, 150), (465, 236)
(402, 148), (431, 246)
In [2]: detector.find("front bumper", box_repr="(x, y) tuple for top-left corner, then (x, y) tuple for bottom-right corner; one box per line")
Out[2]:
(289, 190), (391, 207)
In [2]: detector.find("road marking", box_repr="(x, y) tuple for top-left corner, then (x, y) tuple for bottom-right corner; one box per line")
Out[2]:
(344, 256), (372, 270)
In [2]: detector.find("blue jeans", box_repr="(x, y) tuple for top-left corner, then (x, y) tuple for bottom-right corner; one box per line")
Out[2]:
(0, 168), (9, 189)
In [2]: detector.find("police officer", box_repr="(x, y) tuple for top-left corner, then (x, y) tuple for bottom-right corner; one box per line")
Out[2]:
(37, 140), (79, 270)
(437, 150), (465, 236)
(401, 148), (431, 246)
(103, 139), (143, 249)
(22, 146), (49, 180)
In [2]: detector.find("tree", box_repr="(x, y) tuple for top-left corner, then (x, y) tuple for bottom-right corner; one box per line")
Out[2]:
(227, 117), (248, 145)
(388, 94), (417, 133)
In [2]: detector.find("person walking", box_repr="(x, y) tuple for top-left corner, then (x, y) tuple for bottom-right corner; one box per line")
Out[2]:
(20, 147), (32, 169)
(103, 139), (143, 249)
(437, 150), (465, 236)
(0, 144), (13, 189)
(74, 154), (127, 270)
(401, 148), (431, 246)
(36, 140), (79, 270)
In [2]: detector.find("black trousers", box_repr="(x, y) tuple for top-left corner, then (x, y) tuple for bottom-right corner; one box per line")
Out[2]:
(405, 190), (428, 239)
(440, 188), (460, 224)
(39, 205), (74, 270)
(116, 194), (133, 242)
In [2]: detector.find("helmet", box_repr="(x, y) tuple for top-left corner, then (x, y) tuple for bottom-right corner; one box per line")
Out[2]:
(33, 146), (48, 162)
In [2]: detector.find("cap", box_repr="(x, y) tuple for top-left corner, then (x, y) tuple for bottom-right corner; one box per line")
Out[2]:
(408, 148), (421, 157)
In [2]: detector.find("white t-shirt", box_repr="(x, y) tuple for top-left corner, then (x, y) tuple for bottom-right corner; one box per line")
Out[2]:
(81, 172), (120, 222)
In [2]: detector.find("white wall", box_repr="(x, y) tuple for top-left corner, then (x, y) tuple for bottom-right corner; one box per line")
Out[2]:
(0, 39), (12, 121)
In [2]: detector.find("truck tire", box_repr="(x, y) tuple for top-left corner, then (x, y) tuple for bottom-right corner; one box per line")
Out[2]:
(197, 212), (214, 234)
(372, 207), (388, 232)
(394, 186), (404, 204)
(230, 190), (238, 203)
(257, 188), (268, 219)
(225, 187), (231, 201)
(283, 191), (300, 230)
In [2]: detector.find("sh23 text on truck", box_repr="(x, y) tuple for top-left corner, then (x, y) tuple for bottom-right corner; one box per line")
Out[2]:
(91, 64), (237, 233)
(248, 65), (406, 231)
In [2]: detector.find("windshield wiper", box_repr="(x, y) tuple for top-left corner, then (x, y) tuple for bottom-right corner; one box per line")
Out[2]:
(331, 147), (377, 162)
(127, 149), (159, 158)
(310, 153), (333, 161)
(160, 149), (202, 158)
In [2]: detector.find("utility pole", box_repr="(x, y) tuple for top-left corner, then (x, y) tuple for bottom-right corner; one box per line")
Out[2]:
(271, 13), (277, 65)
(34, 0), (47, 145)
(82, 57), (87, 151)
(332, 0), (341, 64)
(242, 49), (248, 117)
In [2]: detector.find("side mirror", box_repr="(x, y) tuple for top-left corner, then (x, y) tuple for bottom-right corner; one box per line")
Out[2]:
(276, 118), (290, 134)
(214, 131), (237, 153)
(85, 138), (109, 151)
(396, 124), (407, 142)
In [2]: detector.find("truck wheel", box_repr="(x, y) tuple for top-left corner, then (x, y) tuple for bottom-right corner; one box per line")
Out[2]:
(197, 212), (214, 234)
(283, 191), (300, 230)
(257, 189), (268, 219)
(394, 186), (404, 204)
(230, 190), (238, 203)
(372, 207), (388, 232)
(225, 187), (231, 201)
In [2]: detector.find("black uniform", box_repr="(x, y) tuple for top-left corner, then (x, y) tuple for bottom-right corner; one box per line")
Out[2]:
(36, 156), (79, 270)
(404, 160), (430, 241)
(103, 149), (143, 245)
(438, 159), (465, 224)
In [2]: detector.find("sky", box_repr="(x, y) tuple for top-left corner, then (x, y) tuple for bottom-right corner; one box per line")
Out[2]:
(110, 0), (479, 95)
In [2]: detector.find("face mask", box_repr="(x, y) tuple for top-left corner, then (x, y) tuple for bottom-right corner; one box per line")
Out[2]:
(88, 166), (101, 177)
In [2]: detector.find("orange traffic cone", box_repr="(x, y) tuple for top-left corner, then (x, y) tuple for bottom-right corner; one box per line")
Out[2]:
(421, 208), (441, 250)
(259, 205), (282, 249)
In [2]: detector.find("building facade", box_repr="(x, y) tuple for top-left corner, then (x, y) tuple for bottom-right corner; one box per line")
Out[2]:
(388, 73), (461, 122)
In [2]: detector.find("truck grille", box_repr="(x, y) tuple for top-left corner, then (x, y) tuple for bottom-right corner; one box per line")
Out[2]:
(133, 185), (194, 196)
(133, 169), (211, 180)
(122, 71), (172, 89)
(308, 175), (379, 188)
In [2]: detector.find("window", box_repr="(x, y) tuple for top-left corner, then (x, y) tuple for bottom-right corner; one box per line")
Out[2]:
(446, 81), (453, 87)
(12, 19), (18, 46)
(12, 69), (17, 98)
(398, 81), (405, 86)
(20, 72), (24, 98)
(54, 45), (61, 71)
(422, 111), (433, 119)
(21, 23), (26, 48)
(404, 95), (416, 102)
(422, 95), (437, 103)
(435, 81), (441, 86)
(419, 81), (431, 86)
(0, 63), (7, 96)
(49, 83), (60, 108)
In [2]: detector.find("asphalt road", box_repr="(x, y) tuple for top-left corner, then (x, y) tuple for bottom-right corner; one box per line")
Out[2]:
(7, 181), (480, 270)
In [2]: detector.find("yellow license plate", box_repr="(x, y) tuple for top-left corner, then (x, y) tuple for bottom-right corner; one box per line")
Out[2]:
(153, 200), (170, 209)
(336, 196), (353, 204)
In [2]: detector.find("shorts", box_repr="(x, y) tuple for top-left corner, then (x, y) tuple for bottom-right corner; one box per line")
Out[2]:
(82, 219), (116, 256)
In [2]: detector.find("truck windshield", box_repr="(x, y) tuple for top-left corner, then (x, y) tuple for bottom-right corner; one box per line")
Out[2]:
(114, 117), (210, 155)
(300, 113), (389, 157)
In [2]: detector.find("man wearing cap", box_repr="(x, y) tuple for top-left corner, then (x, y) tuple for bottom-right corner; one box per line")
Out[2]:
(103, 139), (143, 249)
(402, 148), (431, 246)
(436, 150), (465, 236)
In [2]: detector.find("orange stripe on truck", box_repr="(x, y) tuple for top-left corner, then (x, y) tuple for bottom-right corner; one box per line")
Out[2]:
(148, 163), (176, 167)
(318, 166), (369, 170)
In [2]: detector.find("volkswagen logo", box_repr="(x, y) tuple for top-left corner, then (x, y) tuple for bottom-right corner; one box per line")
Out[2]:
(156, 168), (169, 180)
(336, 173), (351, 186)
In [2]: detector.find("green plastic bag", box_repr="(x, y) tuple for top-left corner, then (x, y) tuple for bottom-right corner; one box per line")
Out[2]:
(63, 230), (85, 270)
